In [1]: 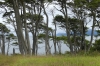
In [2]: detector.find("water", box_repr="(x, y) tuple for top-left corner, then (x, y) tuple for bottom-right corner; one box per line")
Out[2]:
(1, 36), (99, 55)
(4, 41), (70, 55)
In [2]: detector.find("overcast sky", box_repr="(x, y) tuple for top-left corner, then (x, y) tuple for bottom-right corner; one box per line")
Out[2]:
(43, 2), (93, 33)
(0, 1), (93, 34)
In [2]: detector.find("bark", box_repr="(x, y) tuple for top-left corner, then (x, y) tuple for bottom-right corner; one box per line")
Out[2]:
(52, 30), (57, 54)
(7, 39), (10, 55)
(30, 2), (36, 55)
(32, 32), (36, 55)
(73, 31), (77, 54)
(1, 34), (5, 55)
(80, 20), (85, 51)
(13, 0), (27, 55)
(88, 11), (96, 51)
(57, 41), (61, 54)
(22, 1), (31, 55)
(64, 3), (73, 53)
(51, 10), (57, 54)
(32, 4), (42, 55)
(54, 25), (57, 54)
(0, 37), (1, 50)
(13, 48), (15, 55)
(42, 4), (51, 55)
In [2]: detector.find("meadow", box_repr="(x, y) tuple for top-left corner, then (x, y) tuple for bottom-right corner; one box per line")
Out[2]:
(0, 54), (100, 66)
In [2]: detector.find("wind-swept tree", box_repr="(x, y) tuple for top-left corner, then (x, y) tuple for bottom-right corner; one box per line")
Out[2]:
(6, 33), (16, 55)
(86, 0), (100, 51)
(0, 23), (10, 55)
(54, 14), (87, 53)
(54, 0), (74, 53)
(56, 36), (67, 54)
(38, 23), (53, 55)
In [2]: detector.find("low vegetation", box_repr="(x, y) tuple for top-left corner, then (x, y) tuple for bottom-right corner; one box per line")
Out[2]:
(1, 54), (100, 66)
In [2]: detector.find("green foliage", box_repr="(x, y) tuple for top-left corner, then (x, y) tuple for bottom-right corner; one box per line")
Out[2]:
(12, 42), (18, 46)
(24, 0), (35, 3)
(38, 34), (46, 39)
(88, 51), (100, 56)
(74, 0), (87, 7)
(96, 30), (100, 36)
(6, 33), (16, 39)
(5, 0), (13, 5)
(0, 23), (10, 33)
(56, 36), (67, 41)
(54, 15), (65, 23)
(87, 0), (100, 10)
(21, 13), (43, 22)
(54, 15), (82, 30)
(91, 39), (100, 52)
(53, 15), (65, 28)
(3, 11), (14, 17)
(68, 18), (80, 31)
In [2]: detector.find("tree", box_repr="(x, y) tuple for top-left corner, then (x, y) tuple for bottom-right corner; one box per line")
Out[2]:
(92, 39), (100, 52)
(50, 9), (57, 54)
(54, 14), (87, 53)
(21, 0), (31, 55)
(40, 0), (53, 55)
(6, 33), (16, 55)
(54, 0), (74, 53)
(56, 36), (67, 54)
(86, 0), (100, 51)
(70, 0), (88, 53)
(38, 23), (53, 55)
(27, 13), (44, 55)
(0, 23), (10, 55)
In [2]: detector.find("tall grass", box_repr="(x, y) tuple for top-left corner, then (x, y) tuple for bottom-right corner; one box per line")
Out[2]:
(0, 55), (100, 66)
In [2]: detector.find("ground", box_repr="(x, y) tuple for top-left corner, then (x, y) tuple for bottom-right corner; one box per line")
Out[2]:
(0, 54), (100, 66)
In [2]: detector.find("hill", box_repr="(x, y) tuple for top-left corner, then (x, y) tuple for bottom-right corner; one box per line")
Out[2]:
(57, 29), (98, 36)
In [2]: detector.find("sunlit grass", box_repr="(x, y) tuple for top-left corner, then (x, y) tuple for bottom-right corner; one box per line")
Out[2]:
(0, 55), (100, 66)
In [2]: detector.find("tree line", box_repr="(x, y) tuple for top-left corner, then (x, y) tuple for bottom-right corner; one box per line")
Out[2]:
(0, 0), (100, 55)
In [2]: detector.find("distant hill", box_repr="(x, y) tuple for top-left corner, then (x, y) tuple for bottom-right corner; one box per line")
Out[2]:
(57, 33), (66, 36)
(57, 29), (98, 36)
(86, 29), (97, 36)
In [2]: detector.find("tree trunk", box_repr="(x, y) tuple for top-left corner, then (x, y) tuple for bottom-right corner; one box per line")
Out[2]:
(80, 20), (85, 51)
(32, 32), (36, 55)
(7, 39), (10, 55)
(13, 0), (27, 55)
(88, 11), (96, 51)
(42, 4), (51, 55)
(64, 4), (73, 54)
(13, 48), (15, 55)
(22, 1), (31, 55)
(51, 10), (57, 54)
(54, 24), (57, 54)
(1, 34), (5, 55)
(57, 41), (61, 54)
(0, 36), (1, 51)
(73, 31), (77, 54)
(32, 14), (41, 55)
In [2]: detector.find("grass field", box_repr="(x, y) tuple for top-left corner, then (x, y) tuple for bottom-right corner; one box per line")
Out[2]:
(0, 55), (100, 66)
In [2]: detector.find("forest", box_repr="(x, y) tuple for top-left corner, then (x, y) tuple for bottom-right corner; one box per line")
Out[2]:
(0, 0), (100, 56)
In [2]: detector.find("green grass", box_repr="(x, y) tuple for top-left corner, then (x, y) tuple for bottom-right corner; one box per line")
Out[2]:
(0, 55), (100, 66)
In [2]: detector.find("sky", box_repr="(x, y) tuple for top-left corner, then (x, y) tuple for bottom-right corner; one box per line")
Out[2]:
(0, 1), (94, 34)
(43, 2), (93, 33)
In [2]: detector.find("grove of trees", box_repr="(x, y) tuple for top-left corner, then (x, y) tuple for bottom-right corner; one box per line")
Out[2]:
(0, 0), (100, 55)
